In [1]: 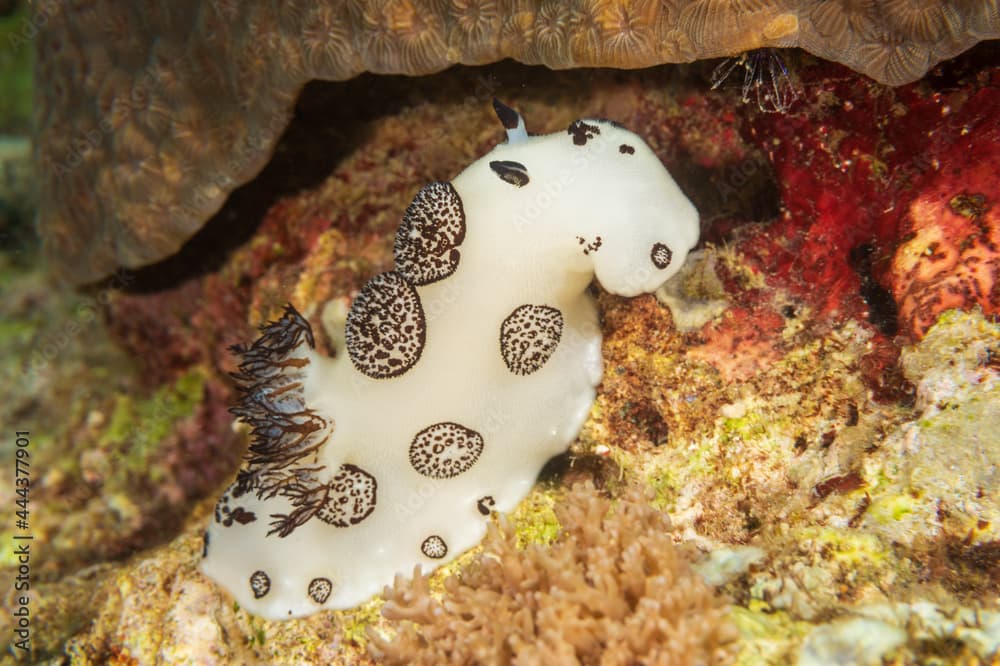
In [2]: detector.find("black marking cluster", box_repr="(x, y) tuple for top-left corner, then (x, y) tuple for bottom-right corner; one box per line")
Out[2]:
(409, 422), (485, 479)
(567, 120), (601, 146)
(576, 235), (602, 256)
(315, 464), (378, 527)
(394, 182), (467, 286)
(489, 160), (530, 187)
(214, 491), (257, 527)
(346, 271), (427, 379)
(421, 535), (448, 559)
(651, 242), (673, 270)
(308, 577), (333, 604)
(500, 304), (564, 376)
(476, 496), (496, 516)
(619, 144), (635, 154)
(250, 570), (271, 599)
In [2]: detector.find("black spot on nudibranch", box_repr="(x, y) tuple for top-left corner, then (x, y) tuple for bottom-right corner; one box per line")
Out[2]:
(567, 120), (601, 146)
(346, 271), (426, 379)
(492, 98), (520, 130)
(476, 496), (496, 516)
(651, 243), (673, 270)
(421, 535), (448, 559)
(409, 422), (485, 479)
(315, 464), (378, 528)
(229, 507), (256, 525)
(489, 160), (530, 187)
(214, 491), (258, 527)
(308, 578), (333, 604)
(619, 144), (635, 154)
(394, 182), (466, 286)
(500, 304), (564, 376)
(250, 570), (271, 599)
(202, 531), (210, 558)
(576, 235), (602, 255)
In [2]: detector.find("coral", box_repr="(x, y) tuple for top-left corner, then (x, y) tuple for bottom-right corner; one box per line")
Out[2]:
(369, 482), (738, 665)
(31, 0), (1000, 284)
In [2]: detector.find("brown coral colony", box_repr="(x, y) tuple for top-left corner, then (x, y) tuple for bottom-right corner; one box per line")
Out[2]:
(35, 1), (1000, 284)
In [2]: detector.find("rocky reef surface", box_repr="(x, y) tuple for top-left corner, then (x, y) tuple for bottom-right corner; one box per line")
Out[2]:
(1, 46), (998, 664)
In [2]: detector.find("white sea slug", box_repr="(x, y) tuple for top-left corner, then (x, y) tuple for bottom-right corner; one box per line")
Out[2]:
(201, 101), (700, 619)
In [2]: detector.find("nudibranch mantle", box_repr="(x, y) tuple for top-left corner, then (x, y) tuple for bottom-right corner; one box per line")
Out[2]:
(201, 102), (699, 619)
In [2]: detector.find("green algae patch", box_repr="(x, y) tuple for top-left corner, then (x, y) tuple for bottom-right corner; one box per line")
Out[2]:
(98, 368), (207, 480)
(731, 605), (813, 665)
(341, 598), (384, 647)
(647, 466), (678, 511)
(866, 492), (919, 525)
(511, 488), (561, 548)
(792, 526), (890, 568)
(721, 413), (769, 443)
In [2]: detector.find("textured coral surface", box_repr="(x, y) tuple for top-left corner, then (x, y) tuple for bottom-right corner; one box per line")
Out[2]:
(3, 49), (999, 664)
(32, 0), (1000, 283)
(371, 482), (738, 664)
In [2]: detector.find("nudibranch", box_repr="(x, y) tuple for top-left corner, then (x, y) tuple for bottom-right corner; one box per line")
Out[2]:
(201, 101), (700, 619)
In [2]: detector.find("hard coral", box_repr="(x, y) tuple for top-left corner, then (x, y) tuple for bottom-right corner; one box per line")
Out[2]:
(369, 482), (737, 665)
(33, 0), (1000, 283)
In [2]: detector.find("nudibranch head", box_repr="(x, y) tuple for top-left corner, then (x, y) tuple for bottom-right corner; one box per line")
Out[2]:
(473, 110), (699, 297)
(201, 101), (700, 619)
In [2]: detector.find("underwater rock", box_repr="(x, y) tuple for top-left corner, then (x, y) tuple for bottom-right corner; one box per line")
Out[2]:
(857, 309), (1000, 548)
(798, 616), (907, 666)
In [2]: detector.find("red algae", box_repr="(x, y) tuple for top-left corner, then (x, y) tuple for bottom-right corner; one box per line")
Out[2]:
(737, 57), (1000, 342)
